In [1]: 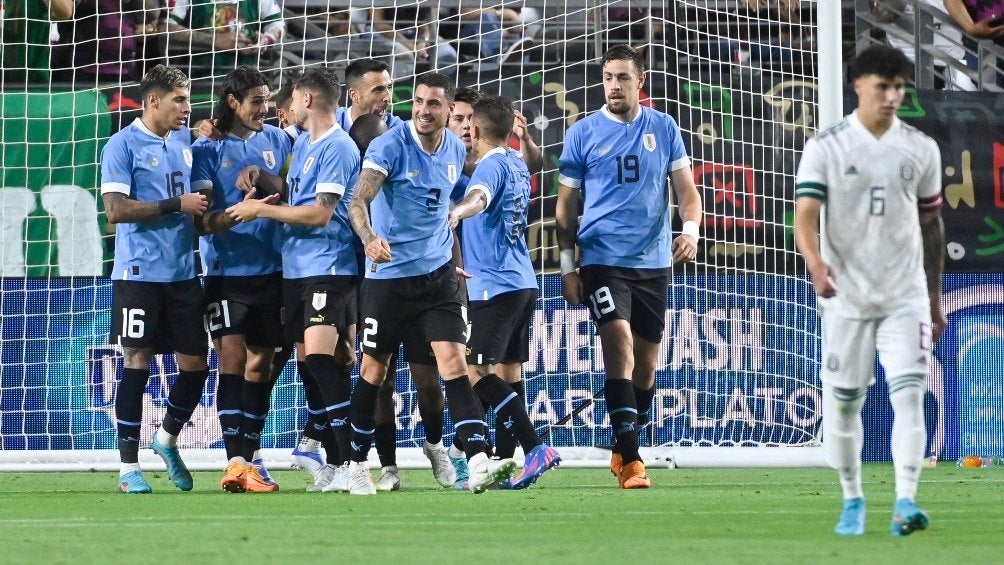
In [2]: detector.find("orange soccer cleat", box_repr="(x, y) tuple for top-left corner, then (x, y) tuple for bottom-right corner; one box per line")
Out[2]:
(610, 452), (624, 487)
(619, 460), (651, 489)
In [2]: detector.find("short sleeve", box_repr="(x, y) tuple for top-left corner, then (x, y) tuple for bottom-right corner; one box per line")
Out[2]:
(794, 137), (828, 201)
(558, 124), (584, 189)
(100, 134), (133, 196)
(917, 137), (943, 210)
(466, 156), (506, 209)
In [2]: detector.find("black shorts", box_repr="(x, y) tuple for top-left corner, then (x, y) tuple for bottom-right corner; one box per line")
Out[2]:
(109, 278), (208, 356)
(359, 260), (466, 357)
(282, 275), (358, 344)
(204, 273), (284, 348)
(579, 265), (669, 343)
(402, 331), (437, 365)
(467, 288), (536, 366)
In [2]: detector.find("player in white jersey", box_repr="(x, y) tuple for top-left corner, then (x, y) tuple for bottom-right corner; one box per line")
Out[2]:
(556, 45), (703, 489)
(100, 65), (210, 494)
(794, 44), (946, 537)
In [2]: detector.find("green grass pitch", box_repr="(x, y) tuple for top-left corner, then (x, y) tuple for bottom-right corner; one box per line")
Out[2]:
(1, 464), (1001, 563)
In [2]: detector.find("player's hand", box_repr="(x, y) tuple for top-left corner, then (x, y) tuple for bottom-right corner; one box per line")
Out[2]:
(930, 294), (947, 343)
(179, 192), (209, 216)
(225, 191), (267, 223)
(455, 266), (472, 279)
(448, 210), (461, 229)
(235, 166), (261, 192)
(365, 237), (392, 263)
(512, 111), (530, 141)
(197, 118), (223, 140)
(672, 234), (698, 264)
(562, 272), (583, 305)
(808, 260), (837, 298)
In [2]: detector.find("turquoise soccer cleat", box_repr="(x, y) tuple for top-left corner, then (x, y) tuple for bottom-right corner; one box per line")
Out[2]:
(150, 435), (193, 491)
(834, 497), (866, 536)
(118, 470), (152, 494)
(890, 498), (929, 536)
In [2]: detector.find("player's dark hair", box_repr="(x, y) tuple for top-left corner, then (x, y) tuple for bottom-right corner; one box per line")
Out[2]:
(273, 80), (295, 111)
(473, 95), (515, 141)
(601, 44), (646, 74)
(453, 86), (481, 107)
(415, 72), (456, 102)
(344, 58), (391, 88)
(140, 64), (190, 99)
(293, 67), (342, 113)
(213, 66), (270, 133)
(848, 45), (912, 81)
(348, 112), (389, 155)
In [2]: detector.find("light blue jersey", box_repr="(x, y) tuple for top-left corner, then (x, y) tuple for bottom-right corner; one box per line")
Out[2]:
(100, 118), (197, 282)
(283, 123), (361, 279)
(192, 124), (292, 276)
(462, 148), (536, 301)
(335, 106), (402, 133)
(558, 105), (691, 269)
(363, 121), (466, 279)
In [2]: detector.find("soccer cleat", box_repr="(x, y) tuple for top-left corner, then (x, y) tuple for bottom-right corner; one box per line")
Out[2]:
(610, 452), (623, 486)
(468, 453), (518, 494)
(510, 444), (561, 490)
(619, 460), (651, 489)
(118, 470), (152, 494)
(448, 444), (470, 490)
(375, 466), (402, 492)
(150, 435), (193, 491)
(347, 461), (376, 495)
(321, 464), (350, 493)
(834, 497), (866, 536)
(221, 461), (248, 493)
(292, 439), (324, 478)
(423, 440), (457, 487)
(252, 457), (278, 488)
(242, 463), (279, 493)
(306, 464), (338, 492)
(890, 498), (929, 536)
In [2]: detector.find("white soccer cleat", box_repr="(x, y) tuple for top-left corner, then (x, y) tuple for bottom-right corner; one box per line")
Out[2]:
(376, 465), (402, 492)
(347, 461), (377, 495)
(467, 452), (518, 494)
(292, 437), (324, 477)
(422, 440), (457, 487)
(306, 463), (337, 492)
(321, 464), (350, 493)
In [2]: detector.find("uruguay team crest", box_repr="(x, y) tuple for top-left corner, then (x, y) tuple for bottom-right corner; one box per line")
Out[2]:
(263, 150), (276, 169)
(182, 148), (193, 167)
(643, 133), (657, 152)
(303, 156), (315, 174)
(311, 291), (327, 311)
(447, 164), (458, 184)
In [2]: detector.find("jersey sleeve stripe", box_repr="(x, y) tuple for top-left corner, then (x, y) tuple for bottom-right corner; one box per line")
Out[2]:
(795, 182), (827, 201)
(316, 182), (345, 196)
(669, 156), (692, 171)
(362, 160), (388, 177)
(558, 174), (582, 189)
(918, 193), (943, 210)
(100, 182), (131, 195)
(466, 184), (492, 208)
(191, 179), (213, 191)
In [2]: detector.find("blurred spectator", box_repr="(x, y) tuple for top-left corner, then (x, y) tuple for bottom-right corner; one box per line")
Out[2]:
(1, 0), (75, 83)
(348, 7), (457, 79)
(872, 0), (974, 90)
(54, 0), (162, 84)
(164, 0), (285, 78)
(943, 0), (1004, 86)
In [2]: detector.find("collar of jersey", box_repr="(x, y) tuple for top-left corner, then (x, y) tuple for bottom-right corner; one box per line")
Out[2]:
(132, 117), (176, 140)
(226, 130), (260, 142)
(849, 109), (900, 142)
(475, 146), (508, 164)
(308, 122), (342, 145)
(599, 104), (643, 124)
(408, 120), (445, 154)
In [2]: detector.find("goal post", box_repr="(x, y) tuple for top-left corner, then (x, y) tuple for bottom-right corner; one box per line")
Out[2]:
(0, 0), (836, 470)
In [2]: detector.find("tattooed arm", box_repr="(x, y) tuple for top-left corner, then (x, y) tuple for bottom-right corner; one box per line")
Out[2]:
(103, 191), (208, 224)
(349, 168), (392, 263)
(920, 208), (947, 341)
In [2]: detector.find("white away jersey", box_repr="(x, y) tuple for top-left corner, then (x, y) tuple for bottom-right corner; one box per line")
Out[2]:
(795, 112), (943, 318)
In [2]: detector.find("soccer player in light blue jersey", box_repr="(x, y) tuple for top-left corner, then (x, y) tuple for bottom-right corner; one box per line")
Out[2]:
(227, 68), (361, 494)
(192, 66), (293, 493)
(335, 58), (403, 133)
(448, 95), (561, 489)
(348, 72), (517, 494)
(100, 65), (210, 494)
(556, 45), (704, 489)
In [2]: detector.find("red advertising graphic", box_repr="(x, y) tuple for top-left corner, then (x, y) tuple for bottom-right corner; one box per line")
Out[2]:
(994, 141), (1004, 209)
(694, 163), (761, 229)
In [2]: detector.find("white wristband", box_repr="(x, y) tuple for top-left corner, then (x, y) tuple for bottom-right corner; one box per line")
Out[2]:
(682, 220), (700, 242)
(559, 249), (576, 275)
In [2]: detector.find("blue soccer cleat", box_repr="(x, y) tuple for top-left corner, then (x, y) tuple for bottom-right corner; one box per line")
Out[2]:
(449, 446), (470, 490)
(509, 444), (561, 490)
(834, 497), (866, 536)
(252, 457), (278, 487)
(118, 470), (152, 494)
(150, 435), (193, 491)
(890, 498), (929, 536)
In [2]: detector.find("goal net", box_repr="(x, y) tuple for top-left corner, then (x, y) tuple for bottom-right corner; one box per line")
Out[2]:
(0, 0), (826, 470)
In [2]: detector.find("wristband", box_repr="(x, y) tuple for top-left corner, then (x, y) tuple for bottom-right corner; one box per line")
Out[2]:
(158, 196), (182, 215)
(682, 220), (700, 242)
(559, 249), (576, 275)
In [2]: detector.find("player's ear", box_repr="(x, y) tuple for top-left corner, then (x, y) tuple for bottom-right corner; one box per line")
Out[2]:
(227, 93), (240, 111)
(146, 92), (160, 110)
(638, 71), (647, 90)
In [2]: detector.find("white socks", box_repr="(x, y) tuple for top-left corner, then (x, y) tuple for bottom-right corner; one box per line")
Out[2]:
(889, 375), (927, 501)
(823, 384), (867, 500)
(155, 427), (178, 448)
(120, 462), (141, 477)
